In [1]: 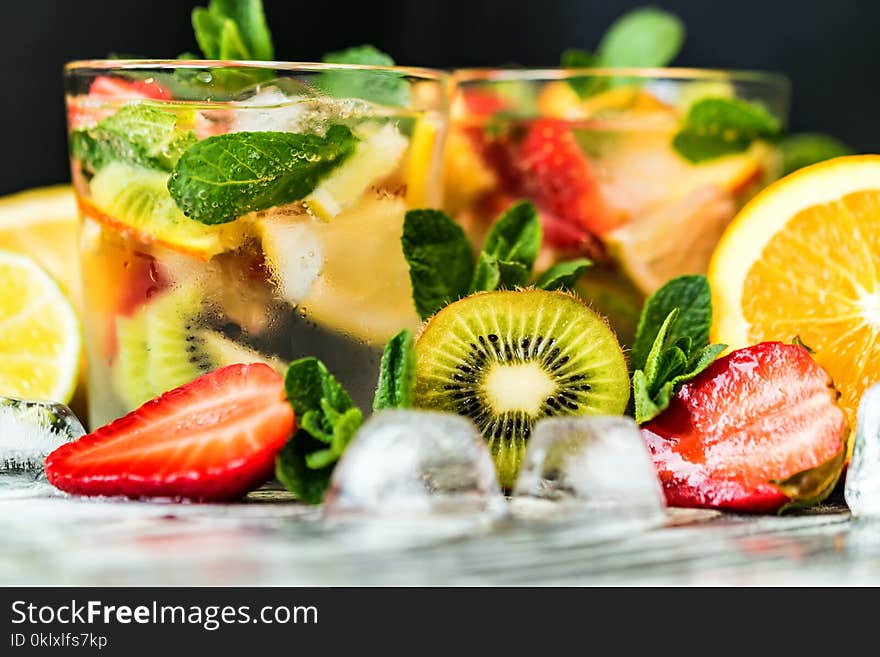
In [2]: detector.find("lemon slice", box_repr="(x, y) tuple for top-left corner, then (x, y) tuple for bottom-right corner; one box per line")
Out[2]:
(303, 123), (408, 221)
(0, 251), (81, 402)
(404, 117), (441, 208)
(0, 185), (80, 308)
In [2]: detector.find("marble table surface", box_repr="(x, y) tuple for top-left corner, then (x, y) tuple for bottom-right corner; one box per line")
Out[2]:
(2, 475), (878, 586)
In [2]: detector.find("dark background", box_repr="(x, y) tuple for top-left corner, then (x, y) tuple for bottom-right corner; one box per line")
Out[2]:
(1, 0), (877, 196)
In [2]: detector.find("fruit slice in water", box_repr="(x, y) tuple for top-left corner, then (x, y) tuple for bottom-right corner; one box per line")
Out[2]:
(0, 251), (81, 403)
(413, 289), (630, 488)
(299, 195), (420, 345)
(112, 284), (284, 409)
(709, 155), (880, 458)
(404, 117), (441, 208)
(46, 363), (294, 501)
(86, 162), (247, 260)
(303, 123), (408, 221)
(255, 208), (323, 304)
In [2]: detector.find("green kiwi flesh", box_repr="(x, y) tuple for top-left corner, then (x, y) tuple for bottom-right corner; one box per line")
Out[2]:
(413, 289), (630, 489)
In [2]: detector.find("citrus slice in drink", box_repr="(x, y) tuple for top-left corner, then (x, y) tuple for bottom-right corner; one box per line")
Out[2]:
(0, 250), (81, 402)
(303, 123), (408, 221)
(709, 155), (880, 452)
(0, 185), (81, 308)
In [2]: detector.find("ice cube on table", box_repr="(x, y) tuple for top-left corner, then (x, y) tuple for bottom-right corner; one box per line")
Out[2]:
(512, 416), (666, 531)
(845, 383), (880, 517)
(0, 397), (85, 474)
(324, 409), (506, 519)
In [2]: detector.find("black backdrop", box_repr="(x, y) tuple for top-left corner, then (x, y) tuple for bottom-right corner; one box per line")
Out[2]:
(1, 0), (877, 195)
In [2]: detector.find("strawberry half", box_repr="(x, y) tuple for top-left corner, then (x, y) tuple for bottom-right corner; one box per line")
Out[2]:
(46, 363), (295, 502)
(642, 342), (848, 513)
(88, 75), (171, 101)
(517, 118), (619, 235)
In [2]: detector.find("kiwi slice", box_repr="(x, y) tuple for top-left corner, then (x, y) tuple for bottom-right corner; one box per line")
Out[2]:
(413, 289), (630, 489)
(112, 285), (285, 409)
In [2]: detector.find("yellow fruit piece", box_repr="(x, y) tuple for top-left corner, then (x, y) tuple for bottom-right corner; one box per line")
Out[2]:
(442, 130), (497, 215)
(538, 82), (676, 121)
(709, 155), (880, 453)
(0, 250), (81, 403)
(404, 117), (442, 207)
(0, 185), (81, 309)
(301, 195), (420, 345)
(303, 123), (408, 221)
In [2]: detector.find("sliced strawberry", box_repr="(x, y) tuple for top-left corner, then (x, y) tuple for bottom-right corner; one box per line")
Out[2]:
(89, 75), (171, 101)
(642, 342), (848, 513)
(46, 363), (294, 501)
(461, 89), (509, 118)
(463, 128), (522, 194)
(517, 118), (620, 235)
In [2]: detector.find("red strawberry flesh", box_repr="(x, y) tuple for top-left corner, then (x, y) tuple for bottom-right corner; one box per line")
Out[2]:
(46, 363), (294, 502)
(642, 342), (847, 513)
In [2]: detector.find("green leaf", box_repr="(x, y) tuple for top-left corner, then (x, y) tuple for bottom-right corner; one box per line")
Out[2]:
(374, 329), (416, 411)
(192, 0), (274, 60)
(561, 48), (605, 99)
(70, 105), (197, 175)
(278, 357), (363, 504)
(673, 97), (782, 163)
(481, 200), (541, 273)
(649, 346), (688, 396)
(402, 209), (475, 320)
(779, 133), (854, 176)
(597, 7), (685, 69)
(631, 275), (713, 373)
(535, 259), (592, 291)
(168, 125), (358, 224)
(319, 45), (410, 107)
(641, 309), (679, 384)
(469, 252), (502, 294)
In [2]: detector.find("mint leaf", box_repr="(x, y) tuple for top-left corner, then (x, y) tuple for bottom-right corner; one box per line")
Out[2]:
(597, 7), (685, 69)
(71, 105), (196, 175)
(673, 97), (782, 163)
(469, 200), (540, 293)
(192, 0), (274, 60)
(402, 209), (475, 320)
(374, 329), (416, 411)
(779, 133), (854, 176)
(561, 48), (606, 99)
(535, 259), (592, 291)
(276, 357), (363, 504)
(319, 45), (410, 107)
(631, 275), (712, 373)
(168, 125), (358, 224)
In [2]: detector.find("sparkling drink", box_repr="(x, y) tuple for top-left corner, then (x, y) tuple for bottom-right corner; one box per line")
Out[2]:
(65, 62), (447, 427)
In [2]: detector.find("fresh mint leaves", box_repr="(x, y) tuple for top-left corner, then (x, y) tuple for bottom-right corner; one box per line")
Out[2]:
(403, 201), (589, 319)
(672, 97), (782, 163)
(168, 125), (358, 224)
(630, 275), (726, 423)
(373, 329), (417, 411)
(402, 209), (476, 320)
(562, 7), (684, 98)
(319, 45), (410, 107)
(71, 105), (196, 175)
(276, 357), (364, 504)
(779, 133), (854, 176)
(192, 0), (274, 60)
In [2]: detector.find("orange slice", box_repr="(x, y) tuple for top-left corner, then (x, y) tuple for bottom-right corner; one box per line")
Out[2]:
(709, 155), (880, 453)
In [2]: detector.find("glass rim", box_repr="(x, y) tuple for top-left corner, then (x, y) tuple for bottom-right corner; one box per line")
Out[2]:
(452, 66), (790, 88)
(64, 58), (447, 81)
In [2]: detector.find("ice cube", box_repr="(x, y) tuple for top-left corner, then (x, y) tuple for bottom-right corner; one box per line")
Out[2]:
(845, 383), (880, 517)
(232, 86), (371, 135)
(324, 409), (506, 518)
(512, 416), (666, 530)
(0, 397), (85, 474)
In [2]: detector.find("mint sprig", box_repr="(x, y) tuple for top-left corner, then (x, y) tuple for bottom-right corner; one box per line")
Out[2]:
(672, 97), (782, 163)
(192, 0), (274, 60)
(403, 201), (590, 319)
(319, 45), (410, 107)
(168, 125), (358, 224)
(276, 357), (363, 504)
(71, 105), (196, 175)
(779, 133), (854, 176)
(373, 329), (417, 411)
(630, 275), (726, 423)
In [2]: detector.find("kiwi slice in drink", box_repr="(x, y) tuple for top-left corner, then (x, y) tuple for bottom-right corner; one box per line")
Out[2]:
(112, 285), (284, 409)
(413, 289), (630, 489)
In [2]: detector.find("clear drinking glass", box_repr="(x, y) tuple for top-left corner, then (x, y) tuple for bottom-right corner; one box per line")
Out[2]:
(445, 68), (789, 345)
(65, 61), (447, 427)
